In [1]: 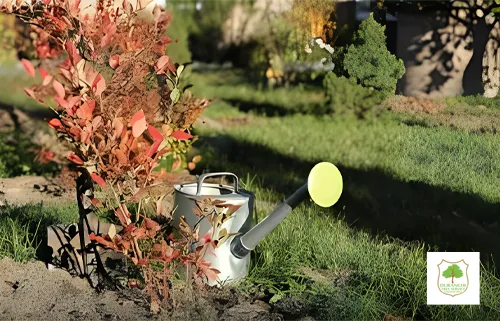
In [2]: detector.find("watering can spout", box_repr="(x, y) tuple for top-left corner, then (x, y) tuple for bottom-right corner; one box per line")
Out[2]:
(231, 162), (343, 259)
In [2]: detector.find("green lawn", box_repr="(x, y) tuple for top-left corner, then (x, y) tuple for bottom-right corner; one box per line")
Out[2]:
(188, 69), (500, 320)
(1, 64), (500, 320)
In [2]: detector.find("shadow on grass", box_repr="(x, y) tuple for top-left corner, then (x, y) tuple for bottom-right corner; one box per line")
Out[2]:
(224, 98), (324, 117)
(0, 203), (78, 263)
(195, 134), (500, 269)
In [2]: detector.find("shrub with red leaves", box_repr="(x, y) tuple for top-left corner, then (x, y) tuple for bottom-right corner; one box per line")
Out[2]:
(1, 0), (214, 312)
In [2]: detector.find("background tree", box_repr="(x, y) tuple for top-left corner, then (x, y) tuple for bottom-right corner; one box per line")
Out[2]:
(343, 13), (405, 96)
(383, 0), (500, 96)
(442, 264), (464, 284)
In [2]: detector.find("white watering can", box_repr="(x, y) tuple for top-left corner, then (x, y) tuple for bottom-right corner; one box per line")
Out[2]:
(173, 162), (343, 287)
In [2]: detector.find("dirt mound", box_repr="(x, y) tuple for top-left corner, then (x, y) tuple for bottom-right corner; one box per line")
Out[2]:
(0, 258), (289, 321)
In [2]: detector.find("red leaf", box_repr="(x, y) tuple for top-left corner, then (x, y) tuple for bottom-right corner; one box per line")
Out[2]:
(147, 140), (162, 158)
(171, 130), (192, 141)
(21, 59), (35, 77)
(101, 15), (117, 48)
(67, 96), (81, 108)
(24, 88), (36, 100)
(89, 233), (115, 249)
(92, 74), (106, 96)
(69, 0), (81, 17)
(204, 267), (220, 281)
(39, 67), (53, 85)
(131, 227), (147, 239)
(156, 55), (170, 70)
(148, 125), (163, 141)
(109, 55), (120, 69)
(67, 153), (84, 165)
(48, 118), (62, 129)
(52, 80), (65, 98)
(129, 109), (147, 138)
(92, 116), (102, 130)
(115, 204), (132, 226)
(155, 55), (176, 74)
(76, 100), (95, 119)
(39, 67), (49, 79)
(42, 74), (53, 86)
(113, 118), (124, 138)
(65, 41), (82, 66)
(54, 96), (73, 114)
(80, 128), (91, 144)
(91, 173), (107, 188)
(114, 149), (128, 165)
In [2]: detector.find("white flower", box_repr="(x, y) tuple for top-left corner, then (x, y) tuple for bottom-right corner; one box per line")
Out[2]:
(324, 44), (334, 55)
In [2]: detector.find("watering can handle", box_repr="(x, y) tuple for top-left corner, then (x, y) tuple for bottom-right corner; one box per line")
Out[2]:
(196, 172), (239, 195)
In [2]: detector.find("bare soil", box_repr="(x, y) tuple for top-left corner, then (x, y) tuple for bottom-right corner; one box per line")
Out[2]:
(0, 258), (292, 321)
(0, 174), (75, 207)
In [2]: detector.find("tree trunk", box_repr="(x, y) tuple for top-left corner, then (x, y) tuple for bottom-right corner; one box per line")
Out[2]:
(462, 18), (489, 96)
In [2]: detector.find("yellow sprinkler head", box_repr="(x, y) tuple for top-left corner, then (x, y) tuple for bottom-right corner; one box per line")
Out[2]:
(307, 162), (343, 208)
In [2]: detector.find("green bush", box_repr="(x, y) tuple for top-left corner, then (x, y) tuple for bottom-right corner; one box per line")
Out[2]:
(322, 72), (384, 118)
(343, 13), (405, 96)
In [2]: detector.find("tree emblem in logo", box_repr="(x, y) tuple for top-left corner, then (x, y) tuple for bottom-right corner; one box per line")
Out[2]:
(437, 259), (469, 297)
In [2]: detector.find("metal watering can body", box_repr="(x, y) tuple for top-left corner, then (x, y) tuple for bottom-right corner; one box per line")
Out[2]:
(173, 172), (255, 286)
(173, 162), (344, 287)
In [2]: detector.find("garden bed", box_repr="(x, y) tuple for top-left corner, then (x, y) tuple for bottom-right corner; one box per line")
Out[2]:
(0, 257), (313, 321)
